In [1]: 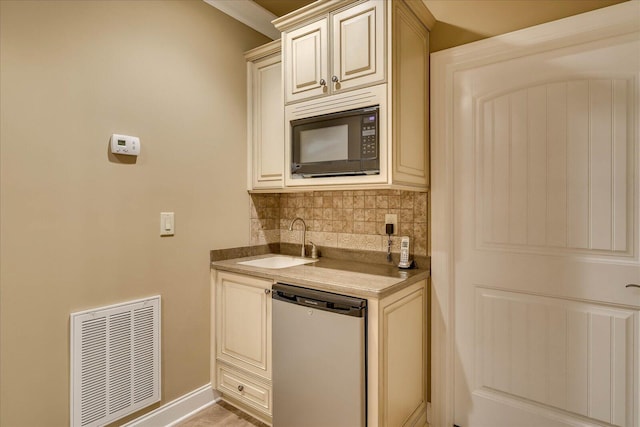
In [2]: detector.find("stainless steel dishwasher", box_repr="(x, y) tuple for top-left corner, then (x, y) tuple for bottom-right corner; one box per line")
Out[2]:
(272, 283), (367, 427)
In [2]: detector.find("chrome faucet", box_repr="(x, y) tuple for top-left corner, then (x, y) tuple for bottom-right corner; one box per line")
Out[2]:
(288, 217), (307, 258)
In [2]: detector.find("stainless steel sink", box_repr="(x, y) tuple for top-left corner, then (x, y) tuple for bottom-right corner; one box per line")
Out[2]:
(237, 255), (318, 269)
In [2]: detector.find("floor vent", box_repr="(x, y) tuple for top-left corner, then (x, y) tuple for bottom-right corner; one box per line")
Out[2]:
(70, 296), (161, 427)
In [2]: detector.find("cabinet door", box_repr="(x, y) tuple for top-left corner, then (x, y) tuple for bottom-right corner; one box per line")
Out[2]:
(331, 0), (385, 93)
(284, 19), (328, 103)
(248, 53), (284, 189)
(216, 272), (272, 379)
(381, 282), (427, 426)
(391, 0), (429, 187)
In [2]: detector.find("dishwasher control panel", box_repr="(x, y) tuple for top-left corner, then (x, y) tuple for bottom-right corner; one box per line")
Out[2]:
(272, 283), (366, 317)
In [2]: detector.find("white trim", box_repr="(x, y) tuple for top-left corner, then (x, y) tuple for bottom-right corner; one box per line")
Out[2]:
(202, 0), (280, 40)
(430, 2), (640, 426)
(122, 383), (220, 427)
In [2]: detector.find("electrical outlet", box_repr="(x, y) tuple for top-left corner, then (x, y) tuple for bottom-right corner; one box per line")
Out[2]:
(384, 213), (397, 235)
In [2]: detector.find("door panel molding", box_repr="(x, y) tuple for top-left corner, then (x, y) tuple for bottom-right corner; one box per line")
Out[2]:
(475, 286), (637, 426)
(475, 77), (636, 258)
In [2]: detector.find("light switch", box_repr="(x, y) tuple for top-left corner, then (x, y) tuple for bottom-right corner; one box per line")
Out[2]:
(160, 212), (174, 236)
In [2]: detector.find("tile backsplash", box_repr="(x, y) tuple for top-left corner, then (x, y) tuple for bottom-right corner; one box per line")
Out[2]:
(250, 190), (428, 256)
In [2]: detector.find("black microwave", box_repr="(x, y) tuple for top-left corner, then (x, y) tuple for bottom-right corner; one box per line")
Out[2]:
(290, 106), (379, 178)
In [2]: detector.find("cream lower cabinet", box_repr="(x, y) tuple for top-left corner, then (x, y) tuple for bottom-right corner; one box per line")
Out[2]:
(213, 269), (427, 427)
(214, 271), (272, 424)
(368, 279), (428, 427)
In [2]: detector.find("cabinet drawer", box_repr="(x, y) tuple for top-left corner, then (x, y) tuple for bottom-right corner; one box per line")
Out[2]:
(217, 364), (272, 415)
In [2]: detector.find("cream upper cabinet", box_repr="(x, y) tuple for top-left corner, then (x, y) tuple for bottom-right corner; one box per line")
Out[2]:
(282, 0), (384, 104)
(285, 20), (328, 103)
(273, 0), (434, 191)
(390, 0), (430, 188)
(331, 1), (385, 93)
(245, 41), (284, 190)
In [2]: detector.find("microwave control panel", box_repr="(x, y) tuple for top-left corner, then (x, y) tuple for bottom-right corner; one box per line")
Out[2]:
(360, 113), (377, 159)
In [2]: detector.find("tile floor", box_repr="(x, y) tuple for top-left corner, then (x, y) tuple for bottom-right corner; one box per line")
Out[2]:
(176, 401), (269, 427)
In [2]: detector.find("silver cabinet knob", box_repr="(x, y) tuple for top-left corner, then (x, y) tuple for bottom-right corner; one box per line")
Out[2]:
(238, 385), (244, 392)
(319, 79), (326, 86)
(331, 75), (339, 83)
(626, 284), (640, 288)
(265, 289), (271, 294)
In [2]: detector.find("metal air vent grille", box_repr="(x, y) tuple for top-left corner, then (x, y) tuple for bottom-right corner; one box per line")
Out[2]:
(71, 296), (161, 427)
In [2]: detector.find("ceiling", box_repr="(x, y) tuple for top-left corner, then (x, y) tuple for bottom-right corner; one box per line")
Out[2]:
(423, 0), (627, 50)
(253, 0), (315, 17)
(252, 0), (628, 51)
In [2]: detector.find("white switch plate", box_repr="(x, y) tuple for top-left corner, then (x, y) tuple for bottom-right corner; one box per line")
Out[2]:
(384, 213), (397, 235)
(160, 212), (174, 236)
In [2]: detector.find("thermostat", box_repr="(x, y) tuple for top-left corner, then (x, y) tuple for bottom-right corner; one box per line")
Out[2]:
(110, 134), (140, 156)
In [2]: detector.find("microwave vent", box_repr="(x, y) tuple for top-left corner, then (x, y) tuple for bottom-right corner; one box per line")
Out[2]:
(289, 88), (379, 119)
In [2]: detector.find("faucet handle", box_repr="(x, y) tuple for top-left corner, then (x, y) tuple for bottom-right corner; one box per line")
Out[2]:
(309, 241), (318, 259)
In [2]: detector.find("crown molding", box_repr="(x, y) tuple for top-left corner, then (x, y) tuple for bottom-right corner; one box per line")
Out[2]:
(244, 39), (282, 61)
(273, 0), (351, 31)
(203, 0), (280, 40)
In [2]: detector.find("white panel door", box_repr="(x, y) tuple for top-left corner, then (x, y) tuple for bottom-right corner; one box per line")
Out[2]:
(452, 23), (640, 427)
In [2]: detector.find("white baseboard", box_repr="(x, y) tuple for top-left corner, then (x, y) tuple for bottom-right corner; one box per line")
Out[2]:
(122, 383), (220, 427)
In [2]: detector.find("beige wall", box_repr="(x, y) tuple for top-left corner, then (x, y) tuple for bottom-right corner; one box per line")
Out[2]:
(0, 1), (268, 425)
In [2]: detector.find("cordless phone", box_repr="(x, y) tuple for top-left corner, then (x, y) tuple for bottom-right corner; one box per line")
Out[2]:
(398, 236), (412, 268)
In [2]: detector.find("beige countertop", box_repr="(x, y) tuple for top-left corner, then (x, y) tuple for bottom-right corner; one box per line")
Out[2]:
(211, 254), (428, 299)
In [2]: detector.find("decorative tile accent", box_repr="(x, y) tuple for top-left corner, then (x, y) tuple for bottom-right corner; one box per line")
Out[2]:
(250, 190), (429, 256)
(308, 231), (339, 247)
(338, 233), (383, 252)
